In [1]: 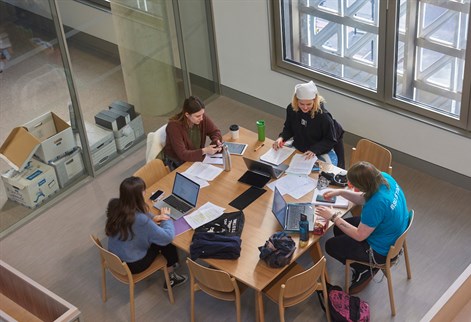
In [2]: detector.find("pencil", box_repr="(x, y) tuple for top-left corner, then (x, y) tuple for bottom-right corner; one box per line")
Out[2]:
(254, 143), (264, 152)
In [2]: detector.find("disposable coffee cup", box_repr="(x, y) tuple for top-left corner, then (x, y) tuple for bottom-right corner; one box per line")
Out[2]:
(230, 124), (239, 140)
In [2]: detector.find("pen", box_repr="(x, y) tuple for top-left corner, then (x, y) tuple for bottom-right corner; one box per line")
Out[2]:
(210, 156), (222, 158)
(254, 143), (265, 152)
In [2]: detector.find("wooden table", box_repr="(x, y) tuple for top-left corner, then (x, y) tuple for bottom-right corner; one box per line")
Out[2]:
(146, 127), (349, 322)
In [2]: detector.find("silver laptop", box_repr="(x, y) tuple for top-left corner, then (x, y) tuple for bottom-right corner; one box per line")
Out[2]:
(272, 187), (315, 231)
(154, 172), (200, 220)
(243, 157), (288, 179)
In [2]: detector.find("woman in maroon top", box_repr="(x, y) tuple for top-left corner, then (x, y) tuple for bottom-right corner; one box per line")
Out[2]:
(163, 96), (222, 170)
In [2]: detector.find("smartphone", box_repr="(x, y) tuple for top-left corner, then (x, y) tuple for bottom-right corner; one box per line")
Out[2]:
(150, 190), (164, 201)
(316, 194), (336, 203)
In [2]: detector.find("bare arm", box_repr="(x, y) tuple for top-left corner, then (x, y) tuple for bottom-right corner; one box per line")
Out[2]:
(324, 189), (365, 206)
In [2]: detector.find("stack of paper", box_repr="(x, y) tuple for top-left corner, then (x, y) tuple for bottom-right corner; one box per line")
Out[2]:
(312, 188), (349, 208)
(184, 202), (225, 229)
(260, 146), (295, 165)
(285, 154), (317, 175)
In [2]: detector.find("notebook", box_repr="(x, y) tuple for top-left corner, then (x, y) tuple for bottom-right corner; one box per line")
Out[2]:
(271, 187), (315, 232)
(154, 172), (200, 220)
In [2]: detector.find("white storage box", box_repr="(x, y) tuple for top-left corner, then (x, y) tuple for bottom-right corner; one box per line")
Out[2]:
(0, 127), (40, 171)
(76, 122), (117, 169)
(129, 114), (145, 140)
(50, 147), (85, 188)
(1, 159), (59, 208)
(114, 125), (135, 152)
(23, 112), (75, 163)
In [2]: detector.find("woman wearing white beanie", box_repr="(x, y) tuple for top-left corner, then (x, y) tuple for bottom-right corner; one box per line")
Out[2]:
(273, 81), (345, 168)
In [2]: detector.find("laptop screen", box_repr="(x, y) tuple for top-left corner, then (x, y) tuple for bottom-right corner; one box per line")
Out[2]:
(172, 173), (200, 207)
(272, 187), (287, 226)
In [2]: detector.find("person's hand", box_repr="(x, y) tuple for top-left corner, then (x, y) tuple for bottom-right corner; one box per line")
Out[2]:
(215, 140), (223, 153)
(315, 206), (335, 220)
(323, 190), (340, 200)
(203, 144), (220, 155)
(272, 137), (284, 151)
(303, 150), (316, 159)
(153, 207), (171, 223)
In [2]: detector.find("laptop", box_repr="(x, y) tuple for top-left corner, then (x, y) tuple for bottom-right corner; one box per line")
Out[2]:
(271, 187), (315, 231)
(153, 172), (200, 220)
(243, 157), (288, 179)
(238, 157), (288, 189)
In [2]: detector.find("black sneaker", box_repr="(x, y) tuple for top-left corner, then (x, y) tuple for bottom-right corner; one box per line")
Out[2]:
(349, 268), (379, 294)
(163, 273), (188, 291)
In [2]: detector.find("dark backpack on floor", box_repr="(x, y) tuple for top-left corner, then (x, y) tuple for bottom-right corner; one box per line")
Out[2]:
(317, 284), (370, 322)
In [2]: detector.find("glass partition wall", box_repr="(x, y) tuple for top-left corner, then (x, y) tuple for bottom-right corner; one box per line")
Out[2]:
(0, 0), (219, 237)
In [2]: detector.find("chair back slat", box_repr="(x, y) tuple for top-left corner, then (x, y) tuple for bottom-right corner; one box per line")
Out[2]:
(388, 210), (414, 260)
(351, 139), (392, 174)
(282, 257), (326, 299)
(90, 235), (129, 277)
(187, 258), (235, 293)
(133, 159), (169, 187)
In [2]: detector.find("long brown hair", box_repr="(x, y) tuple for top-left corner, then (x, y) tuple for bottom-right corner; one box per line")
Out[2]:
(170, 96), (205, 123)
(291, 94), (325, 118)
(347, 161), (389, 201)
(105, 176), (149, 240)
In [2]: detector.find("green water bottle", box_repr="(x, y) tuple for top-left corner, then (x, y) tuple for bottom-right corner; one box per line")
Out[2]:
(256, 120), (265, 141)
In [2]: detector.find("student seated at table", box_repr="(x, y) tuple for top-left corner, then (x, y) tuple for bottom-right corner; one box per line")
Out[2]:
(105, 176), (187, 291)
(162, 96), (223, 170)
(272, 80), (345, 168)
(315, 162), (409, 294)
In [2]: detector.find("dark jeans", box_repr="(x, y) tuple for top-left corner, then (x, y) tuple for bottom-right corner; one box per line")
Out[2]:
(126, 243), (179, 274)
(164, 155), (183, 172)
(334, 138), (345, 169)
(325, 216), (386, 272)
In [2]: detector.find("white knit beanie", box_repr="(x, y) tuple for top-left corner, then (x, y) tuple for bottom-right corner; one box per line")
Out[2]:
(294, 81), (318, 100)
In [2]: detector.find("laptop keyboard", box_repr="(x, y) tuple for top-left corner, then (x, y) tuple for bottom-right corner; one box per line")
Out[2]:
(165, 195), (192, 212)
(287, 205), (307, 229)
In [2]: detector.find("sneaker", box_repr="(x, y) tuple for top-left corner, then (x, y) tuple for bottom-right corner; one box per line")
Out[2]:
(349, 268), (379, 294)
(172, 262), (180, 270)
(163, 272), (188, 291)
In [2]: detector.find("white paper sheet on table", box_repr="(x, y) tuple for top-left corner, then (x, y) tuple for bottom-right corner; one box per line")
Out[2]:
(285, 154), (317, 175)
(203, 154), (223, 165)
(267, 174), (317, 199)
(184, 202), (225, 229)
(183, 162), (223, 181)
(260, 146), (295, 165)
(312, 188), (349, 208)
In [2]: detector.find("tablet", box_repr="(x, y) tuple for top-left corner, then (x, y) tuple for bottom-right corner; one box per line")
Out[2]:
(225, 142), (248, 155)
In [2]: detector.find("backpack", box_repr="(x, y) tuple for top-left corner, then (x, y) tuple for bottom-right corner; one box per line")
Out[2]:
(317, 284), (370, 322)
(258, 231), (296, 268)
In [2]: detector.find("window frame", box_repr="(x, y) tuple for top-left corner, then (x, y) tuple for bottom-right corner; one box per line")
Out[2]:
(270, 0), (471, 133)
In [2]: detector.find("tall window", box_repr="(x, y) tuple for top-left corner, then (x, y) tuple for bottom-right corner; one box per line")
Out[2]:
(273, 0), (471, 130)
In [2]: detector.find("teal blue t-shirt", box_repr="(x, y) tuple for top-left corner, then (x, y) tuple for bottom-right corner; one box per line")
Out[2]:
(361, 173), (409, 256)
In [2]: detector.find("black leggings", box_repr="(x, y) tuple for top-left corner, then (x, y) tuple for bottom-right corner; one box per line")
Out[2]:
(325, 217), (386, 272)
(126, 243), (179, 274)
(334, 138), (345, 169)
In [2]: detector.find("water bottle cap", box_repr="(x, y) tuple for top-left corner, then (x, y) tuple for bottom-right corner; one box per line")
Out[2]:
(300, 214), (307, 221)
(256, 120), (265, 126)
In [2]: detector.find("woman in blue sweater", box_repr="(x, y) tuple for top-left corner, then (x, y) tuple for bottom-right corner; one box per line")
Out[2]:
(106, 176), (187, 291)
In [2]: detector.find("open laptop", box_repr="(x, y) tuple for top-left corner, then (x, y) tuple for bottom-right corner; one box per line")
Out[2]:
(153, 172), (200, 220)
(243, 157), (288, 179)
(271, 187), (315, 231)
(238, 157), (287, 188)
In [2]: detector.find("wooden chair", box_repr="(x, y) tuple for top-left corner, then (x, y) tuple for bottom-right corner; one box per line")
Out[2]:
(146, 124), (167, 163)
(133, 159), (170, 188)
(350, 138), (393, 174)
(345, 210), (414, 316)
(263, 257), (331, 322)
(186, 258), (246, 322)
(90, 235), (174, 322)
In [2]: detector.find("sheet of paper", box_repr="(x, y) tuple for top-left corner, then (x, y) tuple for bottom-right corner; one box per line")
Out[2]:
(312, 188), (349, 208)
(203, 154), (223, 165)
(260, 146), (295, 165)
(267, 174), (317, 199)
(184, 202), (225, 229)
(285, 153), (317, 175)
(183, 162), (223, 181)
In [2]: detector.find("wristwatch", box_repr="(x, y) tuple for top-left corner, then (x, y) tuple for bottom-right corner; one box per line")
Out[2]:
(330, 211), (342, 223)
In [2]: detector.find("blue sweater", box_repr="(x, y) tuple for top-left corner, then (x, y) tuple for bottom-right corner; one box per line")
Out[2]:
(108, 212), (175, 263)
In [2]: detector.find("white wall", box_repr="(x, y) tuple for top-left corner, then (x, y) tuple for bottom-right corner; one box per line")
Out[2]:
(212, 0), (471, 177)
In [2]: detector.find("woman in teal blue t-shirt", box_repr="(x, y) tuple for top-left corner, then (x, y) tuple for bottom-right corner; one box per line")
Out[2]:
(315, 161), (410, 294)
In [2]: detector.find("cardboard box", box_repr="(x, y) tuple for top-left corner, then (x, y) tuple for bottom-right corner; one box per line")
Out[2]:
(109, 100), (136, 120)
(2, 159), (59, 208)
(129, 114), (145, 140)
(95, 110), (127, 131)
(50, 147), (85, 188)
(23, 112), (75, 163)
(75, 122), (118, 169)
(0, 127), (41, 171)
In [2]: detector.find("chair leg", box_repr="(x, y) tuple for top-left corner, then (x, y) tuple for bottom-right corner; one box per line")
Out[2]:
(101, 265), (107, 302)
(163, 266), (174, 304)
(322, 273), (332, 322)
(345, 260), (351, 294)
(129, 282), (135, 322)
(384, 267), (396, 316)
(190, 280), (195, 322)
(403, 241), (412, 279)
(279, 304), (285, 322)
(235, 295), (241, 322)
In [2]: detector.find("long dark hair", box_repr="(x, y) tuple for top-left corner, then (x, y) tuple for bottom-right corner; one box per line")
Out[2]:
(105, 176), (149, 240)
(170, 96), (205, 123)
(347, 161), (389, 201)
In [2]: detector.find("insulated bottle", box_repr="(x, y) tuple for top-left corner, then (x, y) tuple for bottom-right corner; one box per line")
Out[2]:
(222, 144), (231, 172)
(299, 214), (309, 247)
